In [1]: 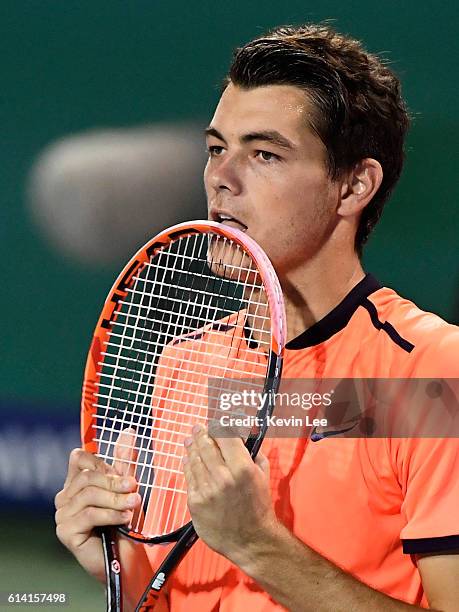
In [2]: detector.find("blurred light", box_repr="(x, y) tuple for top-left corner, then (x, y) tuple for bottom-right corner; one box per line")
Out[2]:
(27, 124), (207, 266)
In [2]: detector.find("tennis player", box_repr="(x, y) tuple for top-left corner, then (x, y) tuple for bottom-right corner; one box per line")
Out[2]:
(55, 24), (459, 610)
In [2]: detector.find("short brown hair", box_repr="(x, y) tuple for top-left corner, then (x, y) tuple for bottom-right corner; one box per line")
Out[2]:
(225, 24), (410, 254)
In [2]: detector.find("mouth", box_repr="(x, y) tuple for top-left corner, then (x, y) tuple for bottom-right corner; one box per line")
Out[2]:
(210, 210), (248, 232)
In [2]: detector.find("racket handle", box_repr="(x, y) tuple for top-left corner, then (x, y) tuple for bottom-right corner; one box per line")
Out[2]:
(100, 526), (123, 612)
(136, 524), (198, 612)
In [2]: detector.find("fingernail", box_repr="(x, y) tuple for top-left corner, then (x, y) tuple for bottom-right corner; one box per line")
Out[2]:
(192, 424), (202, 435)
(121, 478), (132, 491)
(126, 493), (138, 507)
(182, 455), (189, 464)
(184, 437), (193, 447)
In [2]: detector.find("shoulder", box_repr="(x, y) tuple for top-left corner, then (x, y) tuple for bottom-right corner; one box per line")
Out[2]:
(366, 286), (459, 376)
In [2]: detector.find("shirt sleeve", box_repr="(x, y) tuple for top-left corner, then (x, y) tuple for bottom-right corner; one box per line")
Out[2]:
(395, 437), (459, 554)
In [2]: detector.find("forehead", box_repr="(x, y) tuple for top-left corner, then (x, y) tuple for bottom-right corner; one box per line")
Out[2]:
(209, 82), (320, 148)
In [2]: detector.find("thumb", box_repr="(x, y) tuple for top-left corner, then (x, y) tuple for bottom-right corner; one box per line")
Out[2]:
(255, 451), (270, 479)
(113, 427), (138, 478)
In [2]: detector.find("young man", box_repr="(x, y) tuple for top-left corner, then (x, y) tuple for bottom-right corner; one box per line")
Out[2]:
(55, 24), (459, 610)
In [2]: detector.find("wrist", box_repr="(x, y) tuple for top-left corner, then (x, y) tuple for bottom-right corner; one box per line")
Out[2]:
(228, 517), (288, 575)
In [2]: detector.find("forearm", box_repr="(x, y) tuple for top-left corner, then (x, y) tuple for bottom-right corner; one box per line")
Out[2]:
(232, 522), (434, 612)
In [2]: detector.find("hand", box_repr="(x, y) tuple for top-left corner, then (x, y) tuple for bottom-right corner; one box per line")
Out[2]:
(182, 425), (277, 565)
(54, 429), (141, 582)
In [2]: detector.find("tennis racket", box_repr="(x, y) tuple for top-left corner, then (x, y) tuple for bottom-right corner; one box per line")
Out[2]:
(81, 220), (286, 611)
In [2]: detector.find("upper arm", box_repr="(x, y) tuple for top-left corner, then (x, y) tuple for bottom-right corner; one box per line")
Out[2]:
(417, 552), (459, 611)
(395, 436), (459, 609)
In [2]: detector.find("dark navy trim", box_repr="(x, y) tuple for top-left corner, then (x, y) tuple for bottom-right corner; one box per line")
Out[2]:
(402, 535), (459, 554)
(361, 298), (415, 353)
(243, 319), (259, 349)
(310, 422), (359, 441)
(286, 274), (382, 350)
(211, 323), (234, 333)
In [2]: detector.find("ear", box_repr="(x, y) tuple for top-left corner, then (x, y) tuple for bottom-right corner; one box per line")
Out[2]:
(337, 158), (383, 217)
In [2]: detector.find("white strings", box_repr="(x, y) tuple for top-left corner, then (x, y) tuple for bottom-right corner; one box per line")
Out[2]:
(94, 233), (270, 538)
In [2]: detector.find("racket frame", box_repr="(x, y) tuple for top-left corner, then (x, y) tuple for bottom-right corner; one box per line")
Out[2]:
(81, 220), (286, 610)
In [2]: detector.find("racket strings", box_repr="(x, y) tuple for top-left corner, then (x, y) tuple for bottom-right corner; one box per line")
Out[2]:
(138, 236), (230, 532)
(94, 233), (271, 537)
(100, 347), (267, 380)
(122, 242), (200, 530)
(97, 363), (265, 392)
(142, 237), (270, 530)
(99, 239), (255, 524)
(143, 239), (251, 535)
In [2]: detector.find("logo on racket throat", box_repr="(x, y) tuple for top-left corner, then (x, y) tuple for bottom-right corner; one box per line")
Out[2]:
(152, 572), (166, 591)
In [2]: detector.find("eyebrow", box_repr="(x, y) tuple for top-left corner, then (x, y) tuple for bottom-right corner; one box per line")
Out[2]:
(205, 126), (296, 151)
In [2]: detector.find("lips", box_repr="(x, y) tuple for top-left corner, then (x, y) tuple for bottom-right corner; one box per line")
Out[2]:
(220, 219), (248, 232)
(211, 210), (248, 232)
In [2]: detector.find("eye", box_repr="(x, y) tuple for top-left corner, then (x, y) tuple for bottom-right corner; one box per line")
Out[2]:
(207, 145), (224, 156)
(256, 150), (280, 162)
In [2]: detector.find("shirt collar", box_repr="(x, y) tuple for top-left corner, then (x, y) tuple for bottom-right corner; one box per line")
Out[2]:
(285, 273), (382, 350)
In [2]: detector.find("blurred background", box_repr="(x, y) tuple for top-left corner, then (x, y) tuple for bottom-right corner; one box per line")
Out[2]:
(2, 1), (458, 609)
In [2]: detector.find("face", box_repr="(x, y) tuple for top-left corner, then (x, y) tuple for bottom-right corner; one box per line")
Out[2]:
(204, 83), (340, 277)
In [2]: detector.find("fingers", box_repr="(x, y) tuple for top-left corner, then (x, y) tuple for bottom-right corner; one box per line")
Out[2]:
(56, 468), (137, 510)
(189, 425), (223, 473)
(183, 430), (211, 487)
(56, 460), (141, 529)
(183, 425), (247, 492)
(184, 424), (248, 472)
(209, 431), (253, 476)
(254, 451), (270, 479)
(182, 426), (269, 494)
(56, 433), (141, 536)
(55, 505), (134, 558)
(113, 427), (138, 477)
(57, 504), (134, 538)
(55, 434), (143, 580)
(182, 455), (197, 491)
(66, 428), (139, 482)
(64, 448), (111, 488)
(56, 482), (140, 524)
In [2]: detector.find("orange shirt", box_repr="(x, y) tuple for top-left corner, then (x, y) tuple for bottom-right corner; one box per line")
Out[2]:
(144, 275), (459, 610)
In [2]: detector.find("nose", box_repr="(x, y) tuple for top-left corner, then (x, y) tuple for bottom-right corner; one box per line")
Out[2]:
(205, 153), (243, 196)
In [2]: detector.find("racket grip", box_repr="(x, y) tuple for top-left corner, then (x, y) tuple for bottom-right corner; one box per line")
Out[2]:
(100, 526), (123, 612)
(136, 524), (198, 612)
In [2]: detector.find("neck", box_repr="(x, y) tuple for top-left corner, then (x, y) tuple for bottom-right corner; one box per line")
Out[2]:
(279, 244), (365, 343)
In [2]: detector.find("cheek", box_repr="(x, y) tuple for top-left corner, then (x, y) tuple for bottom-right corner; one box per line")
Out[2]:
(252, 175), (334, 268)
(256, 172), (325, 226)
(287, 171), (335, 226)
